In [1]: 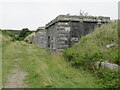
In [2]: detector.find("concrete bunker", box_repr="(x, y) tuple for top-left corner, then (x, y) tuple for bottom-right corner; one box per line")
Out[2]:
(45, 15), (111, 52)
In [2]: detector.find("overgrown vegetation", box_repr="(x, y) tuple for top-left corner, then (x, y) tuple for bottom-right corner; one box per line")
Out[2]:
(2, 29), (20, 39)
(2, 30), (13, 85)
(24, 32), (35, 43)
(63, 21), (119, 88)
(2, 28), (34, 41)
(94, 68), (119, 88)
(2, 30), (12, 48)
(17, 28), (33, 41)
(2, 33), (102, 88)
(2, 21), (119, 88)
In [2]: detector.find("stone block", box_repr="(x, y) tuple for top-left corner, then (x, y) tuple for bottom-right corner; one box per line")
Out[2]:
(101, 62), (105, 68)
(95, 61), (100, 68)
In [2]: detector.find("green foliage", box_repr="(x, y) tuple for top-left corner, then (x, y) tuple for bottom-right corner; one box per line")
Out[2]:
(1, 29), (33, 41)
(63, 21), (119, 88)
(2, 30), (21, 38)
(2, 36), (102, 88)
(24, 39), (29, 43)
(94, 68), (120, 88)
(0, 29), (2, 34)
(18, 28), (32, 41)
(2, 30), (21, 42)
(64, 21), (118, 65)
(2, 31), (12, 47)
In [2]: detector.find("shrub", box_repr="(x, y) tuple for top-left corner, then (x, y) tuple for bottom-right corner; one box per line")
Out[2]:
(94, 68), (120, 88)
(63, 21), (119, 88)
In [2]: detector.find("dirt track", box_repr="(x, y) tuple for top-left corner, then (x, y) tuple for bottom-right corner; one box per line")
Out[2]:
(3, 57), (28, 88)
(4, 65), (28, 88)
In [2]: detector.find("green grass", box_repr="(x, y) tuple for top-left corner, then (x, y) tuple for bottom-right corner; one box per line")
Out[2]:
(2, 31), (13, 86)
(63, 21), (119, 88)
(2, 30), (21, 38)
(3, 21), (118, 88)
(64, 21), (118, 65)
(2, 39), (102, 88)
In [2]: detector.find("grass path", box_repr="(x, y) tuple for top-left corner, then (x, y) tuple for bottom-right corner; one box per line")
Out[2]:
(4, 66), (28, 88)
(2, 41), (103, 88)
(2, 41), (28, 88)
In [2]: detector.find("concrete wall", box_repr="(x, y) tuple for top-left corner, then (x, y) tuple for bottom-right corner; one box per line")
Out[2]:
(34, 27), (46, 48)
(46, 23), (58, 52)
(46, 18), (109, 52)
(57, 22), (70, 52)
(34, 15), (111, 52)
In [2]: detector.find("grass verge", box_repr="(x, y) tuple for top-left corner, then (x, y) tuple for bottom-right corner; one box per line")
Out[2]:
(63, 21), (119, 88)
(2, 40), (103, 88)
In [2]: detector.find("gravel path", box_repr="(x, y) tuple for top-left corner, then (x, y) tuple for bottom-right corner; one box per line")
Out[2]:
(4, 67), (28, 88)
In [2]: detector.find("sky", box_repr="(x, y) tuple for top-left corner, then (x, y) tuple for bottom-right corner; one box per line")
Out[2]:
(0, 0), (119, 30)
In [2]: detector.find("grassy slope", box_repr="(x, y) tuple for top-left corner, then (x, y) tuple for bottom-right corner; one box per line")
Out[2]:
(2, 39), (102, 88)
(0, 30), (12, 88)
(2, 30), (21, 38)
(63, 21), (119, 88)
(24, 32), (35, 42)
(2, 31), (12, 87)
(63, 21), (118, 65)
(3, 21), (118, 88)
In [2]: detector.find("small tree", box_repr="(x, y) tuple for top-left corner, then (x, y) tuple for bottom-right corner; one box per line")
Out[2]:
(18, 28), (31, 41)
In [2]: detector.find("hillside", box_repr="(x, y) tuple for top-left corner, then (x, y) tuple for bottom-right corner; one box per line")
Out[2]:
(24, 32), (35, 42)
(2, 31), (102, 88)
(2, 30), (21, 38)
(63, 21), (119, 88)
(1, 21), (119, 88)
(2, 29), (35, 42)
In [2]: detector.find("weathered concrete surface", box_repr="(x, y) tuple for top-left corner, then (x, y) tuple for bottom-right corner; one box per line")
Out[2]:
(34, 27), (46, 48)
(45, 15), (111, 52)
(32, 14), (111, 52)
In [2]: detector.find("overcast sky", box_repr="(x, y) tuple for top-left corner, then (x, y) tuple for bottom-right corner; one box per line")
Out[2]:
(0, 0), (119, 30)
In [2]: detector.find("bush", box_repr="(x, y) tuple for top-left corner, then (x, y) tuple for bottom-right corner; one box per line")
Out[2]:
(18, 28), (32, 41)
(94, 68), (120, 88)
(24, 39), (29, 43)
(63, 21), (119, 88)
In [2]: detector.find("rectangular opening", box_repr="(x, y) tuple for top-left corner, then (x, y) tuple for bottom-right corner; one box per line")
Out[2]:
(48, 36), (50, 48)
